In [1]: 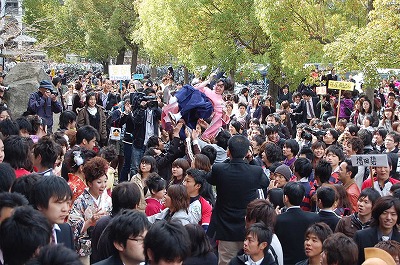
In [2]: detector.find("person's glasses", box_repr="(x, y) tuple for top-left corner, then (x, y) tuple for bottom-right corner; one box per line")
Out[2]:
(216, 83), (224, 88)
(141, 161), (150, 165)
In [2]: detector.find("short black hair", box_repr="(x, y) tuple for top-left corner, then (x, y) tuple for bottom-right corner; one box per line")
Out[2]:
(108, 209), (150, 250)
(31, 175), (72, 210)
(343, 159), (358, 179)
(228, 135), (250, 158)
(215, 130), (231, 150)
(146, 174), (167, 195)
(184, 224), (213, 257)
(10, 173), (41, 204)
(246, 222), (273, 246)
(294, 157), (313, 179)
(317, 186), (336, 208)
(357, 128), (373, 146)
(0, 163), (16, 192)
(3, 135), (31, 170)
(33, 136), (59, 169)
(99, 145), (117, 163)
(358, 188), (381, 205)
(299, 146), (314, 161)
(325, 145), (344, 162)
(111, 182), (142, 216)
(264, 143), (283, 164)
(265, 125), (278, 135)
(322, 233), (358, 265)
(283, 182), (305, 206)
(284, 139), (300, 156)
(76, 125), (99, 145)
(15, 117), (32, 134)
(346, 124), (359, 136)
(201, 145), (217, 165)
(315, 159), (332, 184)
(144, 220), (190, 263)
(0, 119), (19, 137)
(186, 168), (205, 192)
(0, 192), (29, 213)
(146, 135), (159, 149)
(0, 206), (52, 265)
(25, 244), (81, 265)
(59, 110), (77, 130)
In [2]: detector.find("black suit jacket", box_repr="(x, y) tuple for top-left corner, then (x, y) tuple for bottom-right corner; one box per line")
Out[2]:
(293, 97), (321, 123)
(275, 207), (319, 265)
(93, 254), (123, 265)
(56, 223), (74, 250)
(96, 92), (120, 111)
(206, 158), (269, 241)
(318, 210), (341, 232)
(354, 226), (400, 265)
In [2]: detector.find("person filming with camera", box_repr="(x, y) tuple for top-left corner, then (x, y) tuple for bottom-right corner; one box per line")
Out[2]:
(130, 87), (162, 176)
(27, 79), (62, 133)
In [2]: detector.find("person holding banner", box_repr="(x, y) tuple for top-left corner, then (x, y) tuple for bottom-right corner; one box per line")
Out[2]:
(361, 159), (400, 196)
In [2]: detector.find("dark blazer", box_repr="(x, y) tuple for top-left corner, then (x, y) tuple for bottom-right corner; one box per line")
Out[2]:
(96, 92), (120, 111)
(318, 210), (341, 232)
(93, 254), (123, 265)
(354, 226), (400, 265)
(275, 207), (319, 265)
(183, 252), (218, 265)
(293, 97), (321, 123)
(56, 223), (74, 250)
(206, 158), (269, 241)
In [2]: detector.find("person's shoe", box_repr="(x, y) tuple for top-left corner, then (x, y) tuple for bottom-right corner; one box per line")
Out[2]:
(168, 112), (182, 124)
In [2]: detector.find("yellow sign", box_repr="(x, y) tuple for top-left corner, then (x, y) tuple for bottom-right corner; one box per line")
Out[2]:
(328, 80), (355, 91)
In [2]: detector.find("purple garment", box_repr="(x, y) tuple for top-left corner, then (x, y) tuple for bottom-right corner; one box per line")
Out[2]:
(339, 98), (354, 118)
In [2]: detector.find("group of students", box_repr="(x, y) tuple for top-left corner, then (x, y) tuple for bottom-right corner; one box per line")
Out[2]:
(1, 69), (400, 265)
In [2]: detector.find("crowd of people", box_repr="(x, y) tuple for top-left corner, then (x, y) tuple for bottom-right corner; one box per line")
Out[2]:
(0, 68), (400, 265)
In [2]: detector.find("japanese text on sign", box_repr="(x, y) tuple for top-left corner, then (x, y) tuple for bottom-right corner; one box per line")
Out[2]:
(109, 65), (132, 81)
(350, 154), (388, 167)
(328, 80), (355, 91)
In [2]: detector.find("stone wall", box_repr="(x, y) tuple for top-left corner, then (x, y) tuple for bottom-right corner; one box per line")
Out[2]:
(3, 62), (50, 117)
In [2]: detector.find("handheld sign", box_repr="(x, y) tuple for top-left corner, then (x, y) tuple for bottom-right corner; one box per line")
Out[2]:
(316, 86), (327, 95)
(133, 74), (144, 80)
(350, 154), (388, 167)
(329, 80), (355, 91)
(109, 65), (131, 81)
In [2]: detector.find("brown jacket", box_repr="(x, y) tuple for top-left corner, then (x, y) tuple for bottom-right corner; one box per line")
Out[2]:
(76, 105), (107, 143)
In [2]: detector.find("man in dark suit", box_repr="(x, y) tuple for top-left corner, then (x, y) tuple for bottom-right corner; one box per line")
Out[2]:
(31, 175), (75, 250)
(96, 79), (120, 112)
(354, 196), (400, 264)
(316, 186), (341, 232)
(293, 89), (320, 123)
(275, 182), (319, 265)
(206, 135), (270, 265)
(93, 210), (150, 265)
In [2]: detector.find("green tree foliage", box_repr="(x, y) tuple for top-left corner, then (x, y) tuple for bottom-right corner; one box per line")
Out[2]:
(254, 0), (368, 87)
(23, 0), (141, 67)
(324, 0), (400, 88)
(138, 0), (271, 80)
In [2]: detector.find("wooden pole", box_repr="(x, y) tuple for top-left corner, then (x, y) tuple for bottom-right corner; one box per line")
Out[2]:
(370, 166), (374, 188)
(336, 89), (342, 125)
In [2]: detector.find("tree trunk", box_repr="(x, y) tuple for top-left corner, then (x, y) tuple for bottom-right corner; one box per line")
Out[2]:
(268, 79), (280, 107)
(131, 44), (139, 74)
(229, 68), (235, 87)
(116, 46), (126, 65)
(367, 0), (374, 23)
(102, 60), (110, 75)
(183, 66), (189, 84)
